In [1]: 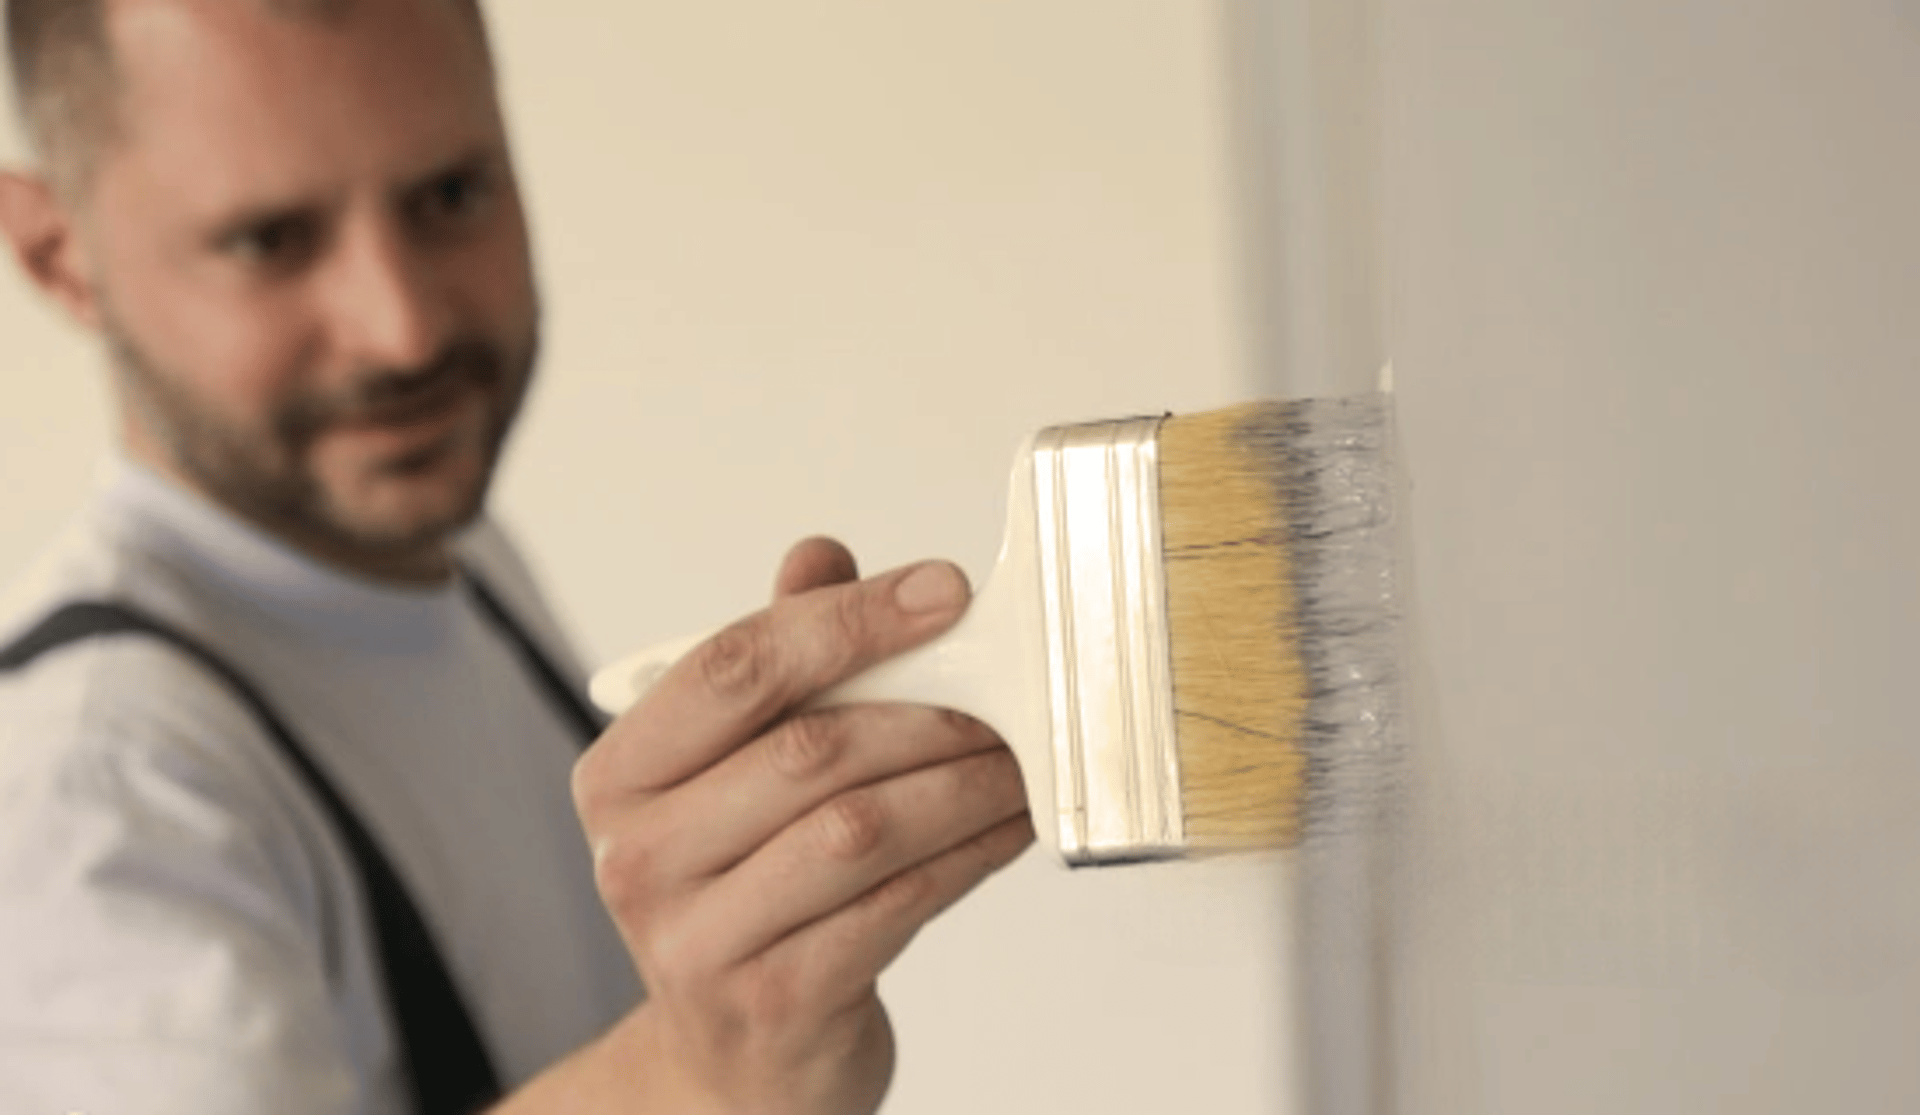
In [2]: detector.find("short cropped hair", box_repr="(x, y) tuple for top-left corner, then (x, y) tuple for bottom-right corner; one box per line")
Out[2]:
(6, 0), (486, 197)
(6, 0), (116, 193)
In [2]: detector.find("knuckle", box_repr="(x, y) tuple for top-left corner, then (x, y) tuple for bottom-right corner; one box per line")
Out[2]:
(568, 748), (601, 818)
(814, 790), (889, 862)
(695, 620), (775, 700)
(858, 866), (935, 921)
(785, 588), (867, 681)
(568, 739), (631, 820)
(766, 711), (846, 781)
(827, 587), (870, 655)
(645, 918), (713, 991)
(589, 831), (657, 920)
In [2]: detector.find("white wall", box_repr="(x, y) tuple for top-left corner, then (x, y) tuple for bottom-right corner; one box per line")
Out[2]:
(2, 4), (1295, 1113)
(1377, 2), (1920, 1112)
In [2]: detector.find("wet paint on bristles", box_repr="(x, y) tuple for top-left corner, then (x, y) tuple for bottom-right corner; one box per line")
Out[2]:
(1160, 394), (1400, 852)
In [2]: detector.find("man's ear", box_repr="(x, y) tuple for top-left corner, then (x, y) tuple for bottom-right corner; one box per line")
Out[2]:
(0, 171), (103, 330)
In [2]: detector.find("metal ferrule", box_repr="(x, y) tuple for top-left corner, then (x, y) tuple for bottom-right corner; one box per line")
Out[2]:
(1030, 415), (1185, 864)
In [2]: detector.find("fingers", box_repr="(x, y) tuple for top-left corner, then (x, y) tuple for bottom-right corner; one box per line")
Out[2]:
(582, 559), (972, 793)
(570, 538), (1023, 1115)
(631, 704), (1005, 882)
(774, 536), (859, 598)
(769, 810), (1034, 1009)
(669, 743), (1030, 968)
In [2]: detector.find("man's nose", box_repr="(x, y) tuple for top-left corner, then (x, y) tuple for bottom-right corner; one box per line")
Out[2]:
(323, 219), (455, 373)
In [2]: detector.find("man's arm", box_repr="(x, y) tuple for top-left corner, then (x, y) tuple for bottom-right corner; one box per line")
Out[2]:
(494, 537), (1033, 1115)
(0, 649), (386, 1115)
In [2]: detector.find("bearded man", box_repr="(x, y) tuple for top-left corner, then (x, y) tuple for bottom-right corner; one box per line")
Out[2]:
(0, 2), (1031, 1112)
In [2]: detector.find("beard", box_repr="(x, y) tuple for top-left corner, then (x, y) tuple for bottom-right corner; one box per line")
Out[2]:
(104, 315), (537, 569)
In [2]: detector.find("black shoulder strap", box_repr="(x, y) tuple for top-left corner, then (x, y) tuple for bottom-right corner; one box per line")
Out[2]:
(460, 569), (608, 741)
(0, 602), (502, 1115)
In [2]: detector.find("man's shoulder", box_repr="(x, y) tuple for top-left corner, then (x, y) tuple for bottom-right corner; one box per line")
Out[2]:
(0, 486), (296, 815)
(0, 489), (231, 797)
(0, 510), (123, 645)
(0, 626), (282, 806)
(0, 621), (365, 1113)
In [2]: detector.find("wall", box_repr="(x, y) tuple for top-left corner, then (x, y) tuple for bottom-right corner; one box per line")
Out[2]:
(1, 4), (1294, 1113)
(1377, 2), (1920, 1112)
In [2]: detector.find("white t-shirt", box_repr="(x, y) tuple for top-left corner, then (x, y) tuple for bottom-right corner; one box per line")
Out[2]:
(0, 462), (642, 1115)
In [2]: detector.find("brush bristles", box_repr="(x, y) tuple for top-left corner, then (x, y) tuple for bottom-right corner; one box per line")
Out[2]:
(1161, 403), (1311, 849)
(1159, 396), (1398, 851)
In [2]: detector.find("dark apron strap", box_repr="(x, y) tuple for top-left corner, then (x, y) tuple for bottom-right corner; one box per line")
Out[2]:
(0, 576), (601, 1115)
(460, 569), (609, 740)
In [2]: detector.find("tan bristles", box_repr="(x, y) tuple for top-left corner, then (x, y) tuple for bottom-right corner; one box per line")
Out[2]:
(1158, 402), (1312, 850)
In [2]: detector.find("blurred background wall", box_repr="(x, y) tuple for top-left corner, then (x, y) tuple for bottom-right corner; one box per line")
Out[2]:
(6, 1), (1918, 1113)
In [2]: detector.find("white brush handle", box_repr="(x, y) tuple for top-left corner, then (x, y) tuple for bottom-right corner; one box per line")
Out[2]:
(588, 455), (1059, 856)
(586, 575), (1031, 723)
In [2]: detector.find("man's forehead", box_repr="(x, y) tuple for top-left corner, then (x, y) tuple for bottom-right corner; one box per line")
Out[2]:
(105, 0), (351, 49)
(99, 0), (500, 214)
(108, 0), (432, 29)
(105, 0), (481, 75)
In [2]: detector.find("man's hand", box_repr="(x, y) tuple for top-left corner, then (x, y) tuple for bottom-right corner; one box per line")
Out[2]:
(570, 537), (1034, 1115)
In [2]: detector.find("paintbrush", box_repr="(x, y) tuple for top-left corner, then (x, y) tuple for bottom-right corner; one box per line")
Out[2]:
(589, 394), (1399, 865)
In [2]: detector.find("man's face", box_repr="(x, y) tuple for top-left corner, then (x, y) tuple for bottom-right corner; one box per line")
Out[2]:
(79, 0), (537, 577)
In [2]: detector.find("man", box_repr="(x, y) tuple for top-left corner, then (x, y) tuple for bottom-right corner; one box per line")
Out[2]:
(0, 0), (1032, 1112)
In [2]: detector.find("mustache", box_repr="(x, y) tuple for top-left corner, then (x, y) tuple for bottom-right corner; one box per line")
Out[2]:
(278, 338), (503, 440)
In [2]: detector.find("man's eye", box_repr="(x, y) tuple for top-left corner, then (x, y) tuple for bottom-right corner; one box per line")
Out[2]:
(225, 218), (316, 266)
(419, 171), (490, 222)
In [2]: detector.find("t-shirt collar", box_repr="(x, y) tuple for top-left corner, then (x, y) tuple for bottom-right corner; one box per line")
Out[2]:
(94, 456), (471, 650)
